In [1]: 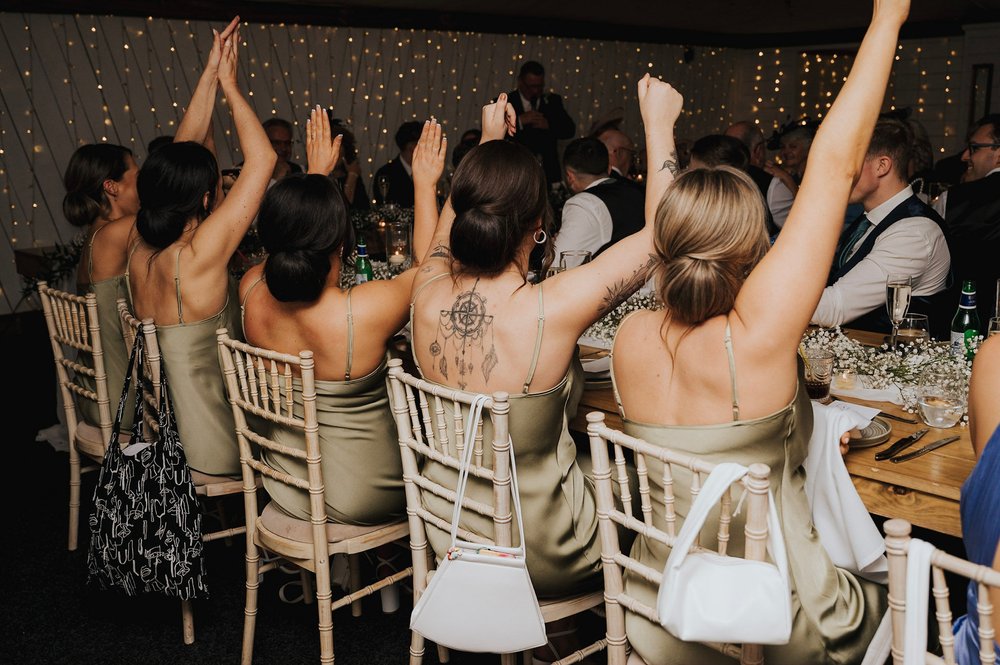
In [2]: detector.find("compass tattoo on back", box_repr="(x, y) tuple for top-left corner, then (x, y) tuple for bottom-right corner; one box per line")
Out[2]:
(429, 279), (498, 390)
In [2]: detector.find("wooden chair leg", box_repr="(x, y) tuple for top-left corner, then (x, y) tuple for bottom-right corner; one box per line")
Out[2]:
(68, 447), (81, 551)
(301, 570), (314, 605)
(181, 599), (195, 645)
(241, 542), (261, 665)
(349, 553), (363, 617)
(436, 644), (450, 663)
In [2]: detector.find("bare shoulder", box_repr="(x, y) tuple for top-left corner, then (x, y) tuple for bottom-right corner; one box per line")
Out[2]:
(239, 264), (265, 302)
(613, 309), (662, 358)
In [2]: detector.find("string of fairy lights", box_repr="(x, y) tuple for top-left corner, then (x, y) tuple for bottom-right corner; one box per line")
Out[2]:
(0, 12), (979, 313)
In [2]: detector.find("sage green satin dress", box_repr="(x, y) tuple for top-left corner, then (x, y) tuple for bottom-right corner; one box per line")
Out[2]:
(412, 280), (603, 598)
(245, 283), (405, 525)
(78, 225), (134, 429)
(127, 248), (243, 476)
(612, 323), (886, 665)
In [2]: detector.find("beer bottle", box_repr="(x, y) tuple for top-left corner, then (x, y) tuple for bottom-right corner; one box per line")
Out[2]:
(950, 280), (980, 359)
(354, 239), (374, 284)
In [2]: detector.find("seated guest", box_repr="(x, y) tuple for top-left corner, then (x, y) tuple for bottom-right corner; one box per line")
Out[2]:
(726, 121), (792, 233)
(957, 334), (1000, 664)
(554, 137), (645, 261)
(240, 110), (443, 523)
(812, 118), (950, 330)
(689, 134), (778, 236)
(63, 143), (139, 428)
(327, 116), (370, 211)
(409, 78), (680, 604)
(934, 114), (1000, 322)
(610, 1), (903, 661)
(127, 19), (275, 477)
(374, 120), (423, 207)
(597, 127), (641, 183)
(263, 117), (302, 179)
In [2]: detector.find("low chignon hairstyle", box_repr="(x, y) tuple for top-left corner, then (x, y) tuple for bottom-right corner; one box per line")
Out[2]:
(62, 143), (133, 227)
(449, 140), (552, 278)
(135, 141), (218, 250)
(258, 174), (352, 303)
(654, 166), (769, 327)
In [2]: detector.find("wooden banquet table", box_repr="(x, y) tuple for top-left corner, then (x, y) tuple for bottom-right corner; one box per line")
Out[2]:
(571, 328), (976, 538)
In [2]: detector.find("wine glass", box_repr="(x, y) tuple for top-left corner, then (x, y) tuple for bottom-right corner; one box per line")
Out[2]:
(376, 174), (390, 205)
(895, 313), (930, 348)
(885, 273), (912, 348)
(988, 317), (1000, 338)
(559, 250), (592, 270)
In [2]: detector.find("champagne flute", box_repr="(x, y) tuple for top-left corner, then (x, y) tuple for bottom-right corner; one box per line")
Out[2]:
(885, 273), (912, 348)
(376, 174), (390, 205)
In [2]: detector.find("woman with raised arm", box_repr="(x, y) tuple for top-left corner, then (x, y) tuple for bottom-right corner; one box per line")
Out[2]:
(239, 109), (445, 523)
(408, 81), (682, 602)
(63, 143), (139, 427)
(126, 18), (276, 477)
(609, 1), (909, 662)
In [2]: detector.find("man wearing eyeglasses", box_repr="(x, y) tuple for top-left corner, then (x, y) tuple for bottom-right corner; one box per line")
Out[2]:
(934, 114), (1000, 323)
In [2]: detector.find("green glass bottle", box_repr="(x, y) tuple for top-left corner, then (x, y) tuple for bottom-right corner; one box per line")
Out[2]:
(950, 280), (980, 359)
(354, 239), (374, 284)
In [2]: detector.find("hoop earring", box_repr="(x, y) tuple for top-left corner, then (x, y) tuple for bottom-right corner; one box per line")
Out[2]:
(533, 229), (547, 245)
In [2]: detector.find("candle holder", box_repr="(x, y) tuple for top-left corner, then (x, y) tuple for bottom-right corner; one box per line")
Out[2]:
(385, 220), (411, 273)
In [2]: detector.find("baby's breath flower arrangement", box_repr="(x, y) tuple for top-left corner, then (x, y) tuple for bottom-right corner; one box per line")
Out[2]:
(801, 326), (975, 421)
(339, 257), (395, 287)
(583, 290), (662, 345)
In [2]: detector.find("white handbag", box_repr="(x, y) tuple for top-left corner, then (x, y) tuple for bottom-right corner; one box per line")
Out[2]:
(657, 462), (792, 645)
(409, 395), (547, 653)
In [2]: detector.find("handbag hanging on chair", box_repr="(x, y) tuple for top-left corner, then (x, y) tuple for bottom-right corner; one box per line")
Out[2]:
(87, 323), (208, 599)
(657, 462), (792, 645)
(409, 395), (547, 653)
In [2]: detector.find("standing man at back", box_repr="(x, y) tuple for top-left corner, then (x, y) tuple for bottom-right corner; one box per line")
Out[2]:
(553, 138), (644, 262)
(508, 61), (576, 184)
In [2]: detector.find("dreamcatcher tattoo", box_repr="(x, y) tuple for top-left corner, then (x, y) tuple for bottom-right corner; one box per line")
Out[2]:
(429, 279), (498, 390)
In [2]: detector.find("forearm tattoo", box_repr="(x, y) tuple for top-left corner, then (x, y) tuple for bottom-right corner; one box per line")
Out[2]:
(659, 150), (680, 175)
(597, 254), (658, 317)
(429, 243), (451, 260)
(429, 279), (498, 389)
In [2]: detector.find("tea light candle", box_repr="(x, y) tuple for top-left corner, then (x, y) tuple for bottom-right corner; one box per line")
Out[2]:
(833, 369), (858, 390)
(388, 253), (406, 266)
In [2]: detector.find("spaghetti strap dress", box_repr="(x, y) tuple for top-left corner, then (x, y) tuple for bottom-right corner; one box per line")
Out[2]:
(78, 224), (134, 429)
(126, 247), (243, 476)
(953, 423), (1000, 665)
(409, 276), (601, 598)
(242, 280), (405, 525)
(611, 319), (886, 665)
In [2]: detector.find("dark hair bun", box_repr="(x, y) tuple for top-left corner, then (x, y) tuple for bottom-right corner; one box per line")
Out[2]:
(135, 141), (218, 250)
(264, 249), (331, 302)
(62, 143), (132, 227)
(62, 191), (103, 228)
(136, 207), (187, 249)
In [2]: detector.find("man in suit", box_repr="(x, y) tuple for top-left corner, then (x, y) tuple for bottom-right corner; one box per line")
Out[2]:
(933, 114), (1000, 322)
(554, 138), (644, 262)
(374, 121), (423, 208)
(596, 128), (638, 181)
(813, 119), (951, 331)
(689, 134), (776, 235)
(263, 117), (303, 180)
(508, 61), (576, 184)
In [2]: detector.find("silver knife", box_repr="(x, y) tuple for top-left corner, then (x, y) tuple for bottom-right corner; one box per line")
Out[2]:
(874, 428), (929, 461)
(877, 410), (919, 424)
(890, 435), (961, 463)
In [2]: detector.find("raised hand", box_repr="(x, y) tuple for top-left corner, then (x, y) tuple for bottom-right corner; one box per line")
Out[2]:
(873, 0), (910, 26)
(637, 74), (684, 131)
(412, 119), (447, 190)
(206, 16), (240, 73)
(306, 106), (343, 176)
(217, 24), (240, 90)
(481, 93), (517, 143)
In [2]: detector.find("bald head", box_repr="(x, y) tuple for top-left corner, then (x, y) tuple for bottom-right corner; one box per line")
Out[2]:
(725, 121), (766, 168)
(597, 128), (636, 176)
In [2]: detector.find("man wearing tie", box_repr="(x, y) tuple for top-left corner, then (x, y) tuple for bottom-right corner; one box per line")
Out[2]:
(812, 119), (950, 331)
(508, 60), (576, 184)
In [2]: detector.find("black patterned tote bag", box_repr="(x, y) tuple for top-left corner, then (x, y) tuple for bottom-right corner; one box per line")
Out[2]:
(87, 324), (208, 599)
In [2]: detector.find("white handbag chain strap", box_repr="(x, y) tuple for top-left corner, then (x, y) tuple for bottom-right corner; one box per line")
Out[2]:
(447, 394), (529, 558)
(666, 463), (789, 585)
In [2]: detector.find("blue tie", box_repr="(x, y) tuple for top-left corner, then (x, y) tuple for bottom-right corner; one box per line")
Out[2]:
(837, 215), (872, 269)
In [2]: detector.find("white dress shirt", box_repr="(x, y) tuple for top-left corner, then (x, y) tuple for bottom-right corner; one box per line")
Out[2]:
(767, 177), (795, 229)
(554, 177), (615, 260)
(811, 184), (951, 327)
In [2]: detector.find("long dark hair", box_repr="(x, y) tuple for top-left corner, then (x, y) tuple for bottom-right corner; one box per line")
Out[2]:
(448, 140), (552, 278)
(62, 143), (133, 227)
(135, 141), (218, 249)
(258, 174), (353, 303)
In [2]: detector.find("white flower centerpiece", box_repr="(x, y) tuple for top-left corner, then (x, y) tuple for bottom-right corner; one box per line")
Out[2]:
(801, 327), (976, 422)
(582, 289), (662, 346)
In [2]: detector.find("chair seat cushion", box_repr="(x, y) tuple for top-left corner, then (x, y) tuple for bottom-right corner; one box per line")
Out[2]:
(74, 423), (128, 459)
(258, 501), (402, 544)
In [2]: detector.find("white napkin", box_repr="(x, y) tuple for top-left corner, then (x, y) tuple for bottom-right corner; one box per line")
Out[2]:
(578, 335), (612, 377)
(831, 376), (904, 405)
(804, 402), (889, 583)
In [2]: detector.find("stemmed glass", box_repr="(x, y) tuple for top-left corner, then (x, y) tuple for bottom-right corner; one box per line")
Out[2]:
(885, 273), (912, 348)
(376, 174), (390, 204)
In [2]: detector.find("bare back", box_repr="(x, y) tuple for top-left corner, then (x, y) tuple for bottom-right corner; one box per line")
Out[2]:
(613, 310), (799, 425)
(78, 215), (135, 287)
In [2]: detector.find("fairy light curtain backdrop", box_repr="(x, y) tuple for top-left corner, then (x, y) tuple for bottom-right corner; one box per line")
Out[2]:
(0, 11), (991, 315)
